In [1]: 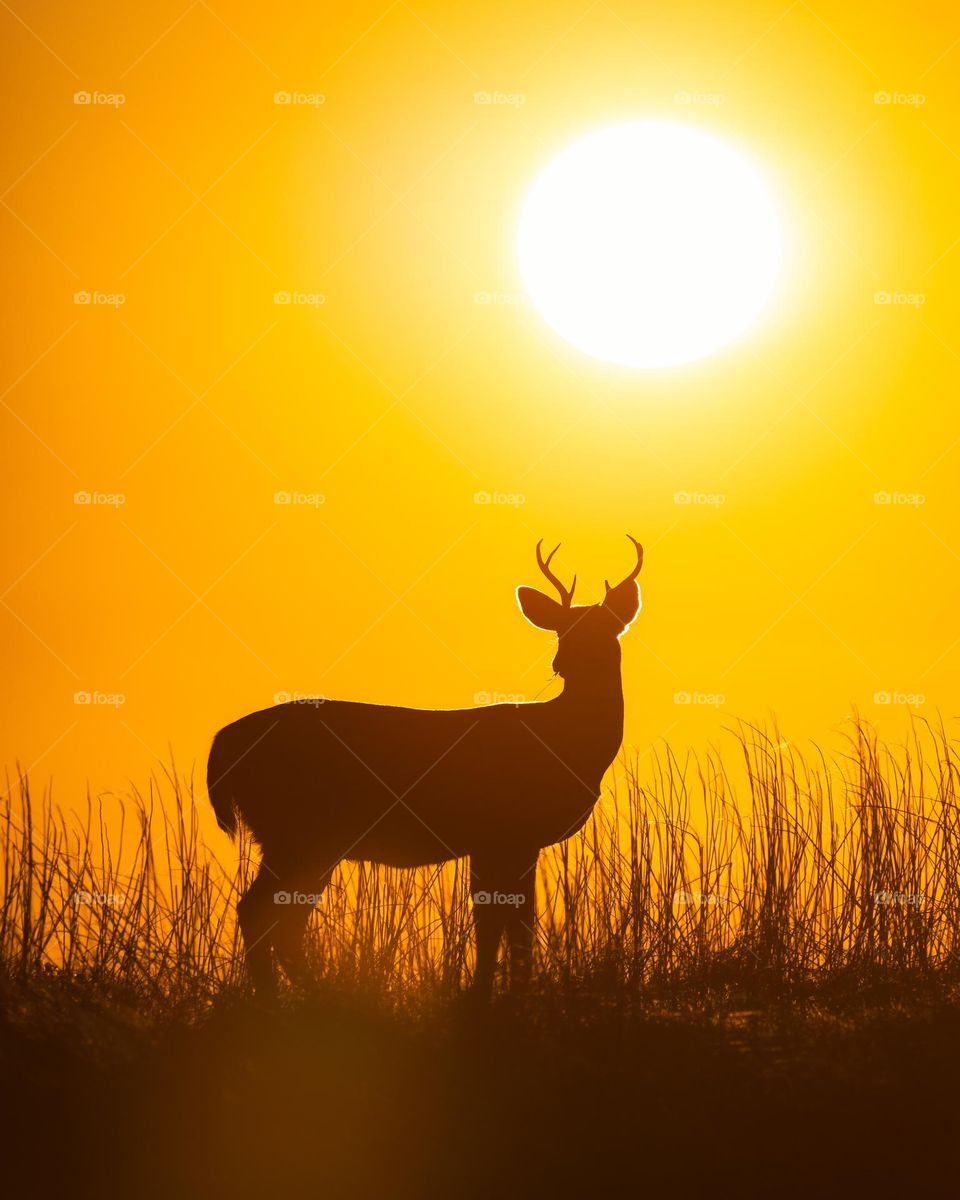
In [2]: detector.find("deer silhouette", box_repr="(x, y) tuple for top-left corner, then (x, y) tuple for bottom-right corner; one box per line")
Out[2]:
(207, 536), (643, 998)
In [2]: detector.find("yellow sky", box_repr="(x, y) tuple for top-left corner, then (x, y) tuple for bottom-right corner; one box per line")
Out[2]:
(2, 0), (959, 798)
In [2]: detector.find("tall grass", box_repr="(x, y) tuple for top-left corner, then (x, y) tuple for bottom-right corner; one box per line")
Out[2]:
(3, 716), (959, 1012)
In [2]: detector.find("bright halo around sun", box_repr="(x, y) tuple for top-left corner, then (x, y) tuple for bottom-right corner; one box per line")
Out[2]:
(517, 121), (782, 368)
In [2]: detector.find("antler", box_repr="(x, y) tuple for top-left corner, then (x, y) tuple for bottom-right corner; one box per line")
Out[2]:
(536, 539), (577, 607)
(604, 535), (644, 592)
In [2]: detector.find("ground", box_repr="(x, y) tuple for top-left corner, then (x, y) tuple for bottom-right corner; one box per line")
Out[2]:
(3, 981), (959, 1199)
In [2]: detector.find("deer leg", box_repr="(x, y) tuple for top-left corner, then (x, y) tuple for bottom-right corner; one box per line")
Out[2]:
(272, 863), (336, 989)
(237, 864), (282, 999)
(272, 901), (314, 989)
(470, 859), (506, 999)
(504, 855), (538, 994)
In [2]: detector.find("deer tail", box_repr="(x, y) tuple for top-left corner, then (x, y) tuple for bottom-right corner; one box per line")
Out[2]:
(207, 731), (238, 839)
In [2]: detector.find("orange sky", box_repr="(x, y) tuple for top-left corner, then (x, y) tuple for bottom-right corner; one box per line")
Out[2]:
(2, 0), (959, 800)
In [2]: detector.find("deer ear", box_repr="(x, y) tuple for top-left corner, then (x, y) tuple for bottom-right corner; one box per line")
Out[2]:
(517, 586), (565, 631)
(603, 579), (640, 631)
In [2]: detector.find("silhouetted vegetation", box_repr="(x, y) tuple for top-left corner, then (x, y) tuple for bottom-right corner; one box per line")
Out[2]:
(3, 716), (959, 1010)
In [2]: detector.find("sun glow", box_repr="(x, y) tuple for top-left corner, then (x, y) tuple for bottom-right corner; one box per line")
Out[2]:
(517, 121), (783, 368)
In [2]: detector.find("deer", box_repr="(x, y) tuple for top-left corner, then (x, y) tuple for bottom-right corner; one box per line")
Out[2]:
(207, 535), (643, 1000)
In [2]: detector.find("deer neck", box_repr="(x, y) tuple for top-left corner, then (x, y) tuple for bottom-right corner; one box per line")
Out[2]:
(559, 662), (624, 711)
(555, 662), (625, 773)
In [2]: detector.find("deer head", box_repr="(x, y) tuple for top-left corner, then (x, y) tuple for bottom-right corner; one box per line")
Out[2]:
(516, 536), (643, 683)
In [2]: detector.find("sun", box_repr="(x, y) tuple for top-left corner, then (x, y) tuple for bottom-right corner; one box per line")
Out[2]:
(517, 121), (782, 368)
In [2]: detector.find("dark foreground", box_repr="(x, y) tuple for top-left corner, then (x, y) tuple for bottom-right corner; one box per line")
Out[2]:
(3, 982), (960, 1199)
